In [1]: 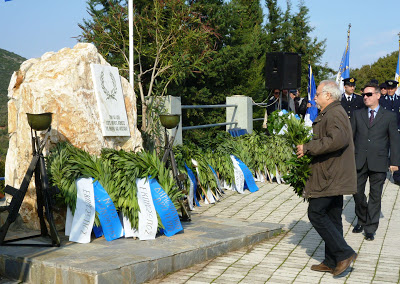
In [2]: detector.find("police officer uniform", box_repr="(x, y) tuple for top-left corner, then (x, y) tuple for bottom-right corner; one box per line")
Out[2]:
(340, 77), (364, 119)
(379, 80), (400, 131)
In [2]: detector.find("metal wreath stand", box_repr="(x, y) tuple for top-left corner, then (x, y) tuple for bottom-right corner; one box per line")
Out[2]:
(0, 113), (60, 247)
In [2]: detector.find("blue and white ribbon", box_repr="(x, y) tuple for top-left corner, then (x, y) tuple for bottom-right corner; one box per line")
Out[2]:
(149, 177), (183, 237)
(185, 164), (199, 207)
(136, 178), (158, 240)
(93, 180), (124, 241)
(230, 155), (244, 194)
(209, 165), (224, 194)
(69, 177), (96, 243)
(232, 156), (259, 193)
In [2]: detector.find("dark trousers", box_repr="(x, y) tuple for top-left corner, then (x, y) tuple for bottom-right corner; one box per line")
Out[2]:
(308, 196), (355, 268)
(353, 162), (386, 234)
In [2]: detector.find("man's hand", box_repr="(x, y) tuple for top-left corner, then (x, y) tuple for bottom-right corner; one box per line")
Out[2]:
(296, 145), (304, 158)
(389, 165), (399, 173)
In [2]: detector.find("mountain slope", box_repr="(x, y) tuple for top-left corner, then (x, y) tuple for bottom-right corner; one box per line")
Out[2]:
(0, 48), (26, 127)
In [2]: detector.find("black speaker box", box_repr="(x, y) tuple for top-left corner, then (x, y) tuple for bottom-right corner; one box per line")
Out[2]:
(265, 52), (301, 90)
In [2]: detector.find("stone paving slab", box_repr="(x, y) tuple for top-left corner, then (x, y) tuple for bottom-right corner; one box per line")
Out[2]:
(148, 180), (400, 284)
(0, 212), (282, 283)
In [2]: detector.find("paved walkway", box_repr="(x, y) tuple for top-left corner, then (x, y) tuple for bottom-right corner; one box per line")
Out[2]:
(148, 179), (400, 284)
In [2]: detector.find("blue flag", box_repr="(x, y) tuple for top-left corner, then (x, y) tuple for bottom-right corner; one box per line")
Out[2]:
(5, 0), (12, 2)
(336, 25), (351, 93)
(305, 64), (318, 125)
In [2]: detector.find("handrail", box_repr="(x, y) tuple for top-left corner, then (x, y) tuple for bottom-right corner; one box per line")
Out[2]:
(182, 104), (237, 109)
(182, 122), (237, 131)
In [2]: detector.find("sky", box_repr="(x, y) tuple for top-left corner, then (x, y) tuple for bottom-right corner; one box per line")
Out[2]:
(0, 0), (399, 72)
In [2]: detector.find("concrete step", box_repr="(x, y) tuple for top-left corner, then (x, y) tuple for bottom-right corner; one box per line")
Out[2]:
(0, 215), (282, 284)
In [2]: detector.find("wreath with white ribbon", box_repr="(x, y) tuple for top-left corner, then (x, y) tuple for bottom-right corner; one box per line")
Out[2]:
(100, 71), (117, 101)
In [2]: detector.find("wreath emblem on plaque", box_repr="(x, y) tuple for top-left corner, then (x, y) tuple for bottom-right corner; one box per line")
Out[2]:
(100, 70), (117, 101)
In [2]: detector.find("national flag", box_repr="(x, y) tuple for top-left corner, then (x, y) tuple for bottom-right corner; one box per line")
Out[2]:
(304, 64), (318, 126)
(395, 37), (400, 95)
(336, 25), (351, 94)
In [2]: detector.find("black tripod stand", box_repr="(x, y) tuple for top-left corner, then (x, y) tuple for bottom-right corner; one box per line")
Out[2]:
(0, 113), (60, 247)
(160, 118), (191, 221)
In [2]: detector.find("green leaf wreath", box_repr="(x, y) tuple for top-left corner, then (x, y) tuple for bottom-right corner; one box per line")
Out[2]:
(282, 115), (313, 198)
(47, 142), (182, 230)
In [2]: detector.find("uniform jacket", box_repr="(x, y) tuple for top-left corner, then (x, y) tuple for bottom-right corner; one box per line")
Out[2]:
(379, 94), (400, 130)
(303, 101), (357, 198)
(350, 106), (400, 172)
(340, 93), (364, 119)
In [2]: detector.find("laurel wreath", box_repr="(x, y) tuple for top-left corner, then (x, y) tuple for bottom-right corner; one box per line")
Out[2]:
(100, 71), (117, 101)
(47, 142), (182, 229)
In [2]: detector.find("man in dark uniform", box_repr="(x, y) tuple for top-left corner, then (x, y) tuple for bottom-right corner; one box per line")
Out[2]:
(379, 83), (388, 96)
(379, 80), (400, 131)
(340, 77), (364, 119)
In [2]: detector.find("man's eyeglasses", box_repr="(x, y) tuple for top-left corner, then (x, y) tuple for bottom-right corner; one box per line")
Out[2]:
(274, 92), (280, 94)
(362, 92), (374, 97)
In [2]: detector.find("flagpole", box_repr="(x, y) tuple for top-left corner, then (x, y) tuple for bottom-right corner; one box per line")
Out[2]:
(308, 61), (311, 102)
(129, 0), (134, 88)
(336, 24), (351, 82)
(396, 32), (400, 95)
(336, 24), (351, 93)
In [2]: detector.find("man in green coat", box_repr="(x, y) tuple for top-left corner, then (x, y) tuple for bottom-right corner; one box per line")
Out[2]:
(296, 80), (357, 277)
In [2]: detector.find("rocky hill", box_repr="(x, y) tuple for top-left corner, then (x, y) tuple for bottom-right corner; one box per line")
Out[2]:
(0, 48), (25, 160)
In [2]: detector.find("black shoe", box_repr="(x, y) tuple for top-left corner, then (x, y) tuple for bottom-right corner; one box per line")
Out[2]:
(365, 233), (374, 241)
(352, 224), (363, 233)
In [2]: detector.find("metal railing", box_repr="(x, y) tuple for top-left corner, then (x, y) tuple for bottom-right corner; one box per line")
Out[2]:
(252, 102), (269, 122)
(181, 104), (238, 131)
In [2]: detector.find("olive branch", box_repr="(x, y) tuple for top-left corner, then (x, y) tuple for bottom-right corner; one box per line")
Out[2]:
(100, 70), (117, 101)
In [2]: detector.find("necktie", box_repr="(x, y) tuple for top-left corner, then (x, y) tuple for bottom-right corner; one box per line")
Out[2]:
(347, 97), (351, 102)
(369, 110), (375, 126)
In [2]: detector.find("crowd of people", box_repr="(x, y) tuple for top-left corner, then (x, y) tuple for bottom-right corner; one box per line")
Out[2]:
(292, 78), (400, 277)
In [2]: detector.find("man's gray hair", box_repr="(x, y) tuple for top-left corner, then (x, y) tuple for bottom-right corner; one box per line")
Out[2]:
(320, 80), (341, 101)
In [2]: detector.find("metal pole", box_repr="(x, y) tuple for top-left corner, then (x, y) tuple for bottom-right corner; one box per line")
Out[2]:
(129, 0), (134, 87)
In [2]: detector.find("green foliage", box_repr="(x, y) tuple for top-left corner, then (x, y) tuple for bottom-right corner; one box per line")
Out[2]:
(350, 51), (398, 93)
(282, 115), (312, 198)
(47, 142), (182, 229)
(267, 110), (290, 135)
(78, 0), (329, 138)
(0, 48), (25, 127)
(0, 48), (25, 161)
(79, 0), (216, 133)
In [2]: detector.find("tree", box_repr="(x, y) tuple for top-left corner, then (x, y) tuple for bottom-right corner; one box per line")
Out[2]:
(169, 0), (267, 131)
(78, 0), (216, 136)
(264, 0), (332, 94)
(350, 51), (398, 93)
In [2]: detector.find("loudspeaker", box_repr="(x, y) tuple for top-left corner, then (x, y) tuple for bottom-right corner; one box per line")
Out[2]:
(265, 52), (301, 90)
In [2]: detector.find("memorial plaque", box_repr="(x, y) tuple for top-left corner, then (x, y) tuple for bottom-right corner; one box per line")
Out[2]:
(90, 64), (131, 136)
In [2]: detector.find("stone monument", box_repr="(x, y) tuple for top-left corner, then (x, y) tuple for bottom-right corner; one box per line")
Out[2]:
(5, 43), (142, 229)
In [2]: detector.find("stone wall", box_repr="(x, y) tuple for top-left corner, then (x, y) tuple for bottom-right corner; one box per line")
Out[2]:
(5, 43), (142, 229)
